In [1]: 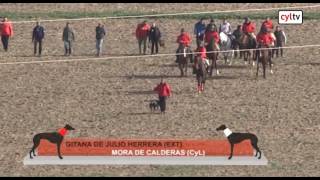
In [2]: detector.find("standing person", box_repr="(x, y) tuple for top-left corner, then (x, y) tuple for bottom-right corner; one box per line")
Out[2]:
(0, 17), (13, 52)
(62, 22), (75, 56)
(136, 20), (150, 55)
(194, 18), (206, 49)
(32, 21), (45, 57)
(95, 23), (106, 56)
(148, 22), (161, 54)
(273, 26), (287, 58)
(153, 78), (171, 114)
(232, 25), (243, 58)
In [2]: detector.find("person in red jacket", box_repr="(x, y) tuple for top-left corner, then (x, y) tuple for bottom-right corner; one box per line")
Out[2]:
(256, 28), (275, 47)
(256, 26), (275, 59)
(175, 28), (192, 63)
(204, 25), (220, 50)
(242, 17), (256, 39)
(0, 17), (13, 52)
(136, 20), (150, 55)
(153, 78), (171, 114)
(261, 17), (273, 32)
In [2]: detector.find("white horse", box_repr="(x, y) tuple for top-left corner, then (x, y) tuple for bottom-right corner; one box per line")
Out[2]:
(219, 32), (234, 65)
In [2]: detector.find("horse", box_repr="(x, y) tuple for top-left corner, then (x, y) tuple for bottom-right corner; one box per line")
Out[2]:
(177, 44), (193, 77)
(239, 33), (257, 66)
(194, 56), (207, 93)
(206, 37), (220, 76)
(256, 44), (273, 79)
(219, 32), (234, 65)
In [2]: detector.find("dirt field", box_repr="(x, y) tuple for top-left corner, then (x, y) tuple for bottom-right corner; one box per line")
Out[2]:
(0, 3), (320, 177)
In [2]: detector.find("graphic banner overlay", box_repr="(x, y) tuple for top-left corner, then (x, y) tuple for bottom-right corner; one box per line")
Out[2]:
(278, 10), (303, 24)
(37, 139), (253, 156)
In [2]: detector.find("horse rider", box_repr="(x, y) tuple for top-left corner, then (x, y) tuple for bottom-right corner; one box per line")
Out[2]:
(194, 17), (206, 48)
(205, 18), (217, 34)
(194, 42), (209, 92)
(204, 25), (220, 50)
(219, 19), (233, 37)
(262, 17), (276, 40)
(175, 28), (192, 63)
(256, 25), (275, 58)
(242, 17), (256, 45)
(195, 42), (210, 70)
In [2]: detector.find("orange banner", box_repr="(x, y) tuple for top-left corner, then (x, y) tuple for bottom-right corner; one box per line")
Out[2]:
(37, 138), (253, 156)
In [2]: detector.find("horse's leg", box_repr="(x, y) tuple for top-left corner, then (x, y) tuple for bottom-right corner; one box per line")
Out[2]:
(262, 58), (266, 79)
(256, 58), (259, 78)
(185, 60), (188, 76)
(210, 57), (214, 77)
(269, 56), (274, 74)
(215, 54), (220, 75)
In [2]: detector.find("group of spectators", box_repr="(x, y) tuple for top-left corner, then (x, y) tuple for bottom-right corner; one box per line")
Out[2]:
(0, 17), (106, 57)
(0, 16), (286, 60)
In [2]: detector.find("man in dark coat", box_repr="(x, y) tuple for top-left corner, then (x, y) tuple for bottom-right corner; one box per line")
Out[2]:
(32, 21), (45, 56)
(148, 23), (161, 54)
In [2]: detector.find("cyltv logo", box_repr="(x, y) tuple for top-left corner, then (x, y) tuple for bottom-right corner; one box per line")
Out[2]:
(278, 10), (303, 25)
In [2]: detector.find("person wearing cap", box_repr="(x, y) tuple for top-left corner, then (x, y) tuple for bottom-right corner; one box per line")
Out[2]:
(261, 17), (274, 32)
(153, 78), (171, 114)
(95, 23), (106, 56)
(256, 25), (274, 47)
(204, 25), (220, 50)
(194, 18), (206, 48)
(148, 22), (161, 54)
(261, 17), (276, 46)
(0, 17), (13, 52)
(175, 28), (192, 63)
(32, 21), (45, 57)
(62, 22), (75, 56)
(205, 18), (217, 34)
(242, 17), (256, 46)
(136, 20), (150, 55)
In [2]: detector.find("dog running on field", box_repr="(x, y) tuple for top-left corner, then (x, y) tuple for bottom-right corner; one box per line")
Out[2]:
(149, 100), (160, 111)
(216, 124), (261, 160)
(29, 124), (75, 159)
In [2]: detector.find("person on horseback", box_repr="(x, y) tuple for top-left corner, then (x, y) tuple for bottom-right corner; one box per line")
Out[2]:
(194, 42), (210, 71)
(242, 17), (256, 45)
(175, 28), (191, 63)
(194, 17), (206, 48)
(219, 19), (233, 36)
(256, 25), (274, 58)
(205, 25), (220, 50)
(205, 18), (217, 34)
(261, 17), (274, 32)
(261, 17), (276, 45)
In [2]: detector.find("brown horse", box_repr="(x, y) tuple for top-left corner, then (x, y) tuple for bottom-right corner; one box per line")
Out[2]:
(195, 56), (207, 93)
(177, 44), (193, 77)
(239, 33), (257, 66)
(256, 44), (273, 79)
(206, 38), (220, 76)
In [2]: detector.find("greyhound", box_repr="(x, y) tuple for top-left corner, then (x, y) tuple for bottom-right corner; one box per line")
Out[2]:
(216, 124), (261, 160)
(29, 124), (75, 159)
(149, 100), (160, 111)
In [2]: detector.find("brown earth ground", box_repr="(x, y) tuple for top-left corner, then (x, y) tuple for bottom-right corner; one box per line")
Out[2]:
(0, 3), (319, 177)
